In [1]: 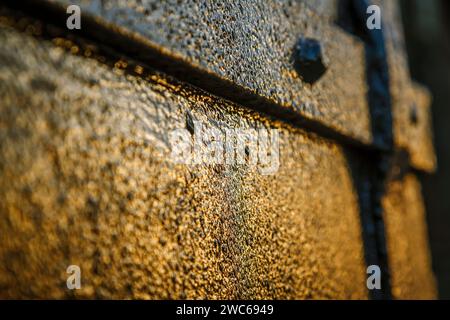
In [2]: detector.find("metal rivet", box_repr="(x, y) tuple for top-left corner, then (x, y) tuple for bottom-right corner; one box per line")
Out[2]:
(294, 37), (328, 84)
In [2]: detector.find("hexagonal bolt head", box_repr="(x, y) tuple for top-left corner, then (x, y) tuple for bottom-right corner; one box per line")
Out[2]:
(294, 37), (328, 84)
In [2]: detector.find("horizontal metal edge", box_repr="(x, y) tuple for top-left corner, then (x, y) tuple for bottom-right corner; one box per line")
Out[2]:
(3, 0), (436, 172)
(47, 0), (374, 146)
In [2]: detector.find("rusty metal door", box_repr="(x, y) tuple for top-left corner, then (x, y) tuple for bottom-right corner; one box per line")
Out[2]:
(0, 0), (437, 299)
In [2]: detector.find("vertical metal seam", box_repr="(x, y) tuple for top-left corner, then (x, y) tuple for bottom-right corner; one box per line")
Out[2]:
(352, 0), (394, 299)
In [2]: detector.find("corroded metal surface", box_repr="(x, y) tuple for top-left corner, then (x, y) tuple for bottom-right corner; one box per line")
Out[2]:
(379, 0), (436, 171)
(42, 0), (436, 172)
(0, 0), (438, 300)
(383, 174), (437, 299)
(0, 27), (368, 299)
(49, 0), (373, 146)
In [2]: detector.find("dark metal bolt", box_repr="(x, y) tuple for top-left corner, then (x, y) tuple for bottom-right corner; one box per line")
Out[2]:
(294, 37), (328, 84)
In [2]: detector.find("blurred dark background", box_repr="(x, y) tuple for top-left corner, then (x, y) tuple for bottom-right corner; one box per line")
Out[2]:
(401, 0), (450, 299)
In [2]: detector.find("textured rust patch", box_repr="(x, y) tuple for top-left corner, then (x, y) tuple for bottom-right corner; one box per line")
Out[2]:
(383, 174), (437, 299)
(0, 27), (368, 299)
